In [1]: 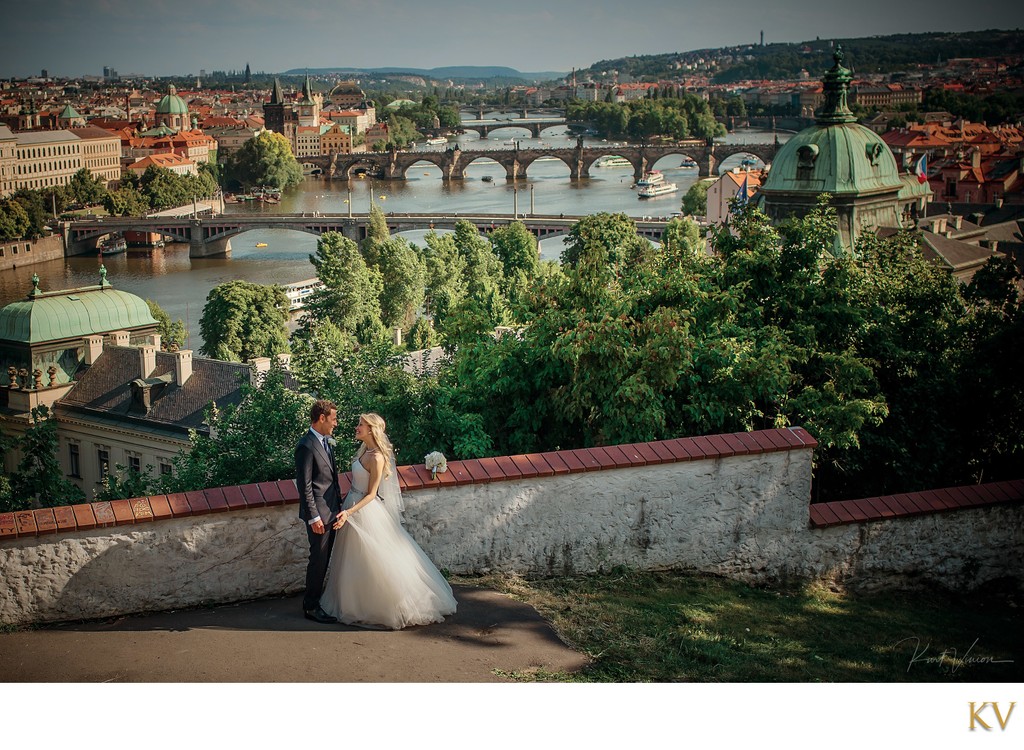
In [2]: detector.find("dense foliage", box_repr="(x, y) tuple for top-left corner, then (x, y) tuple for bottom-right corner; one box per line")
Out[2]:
(132, 207), (1021, 505)
(566, 97), (725, 141)
(223, 130), (303, 190)
(198, 280), (291, 362)
(0, 406), (84, 511)
(109, 164), (218, 216)
(579, 30), (1024, 85)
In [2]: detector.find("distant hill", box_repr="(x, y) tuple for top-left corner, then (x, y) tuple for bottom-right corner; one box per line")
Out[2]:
(578, 29), (1024, 83)
(282, 66), (565, 82)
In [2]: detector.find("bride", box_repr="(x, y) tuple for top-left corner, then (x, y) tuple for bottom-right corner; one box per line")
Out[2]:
(320, 412), (457, 629)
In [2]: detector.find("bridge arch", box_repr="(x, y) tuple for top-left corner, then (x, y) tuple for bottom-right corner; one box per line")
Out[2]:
(398, 155), (449, 180)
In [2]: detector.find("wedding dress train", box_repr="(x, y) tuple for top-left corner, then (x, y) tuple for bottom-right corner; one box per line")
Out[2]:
(320, 458), (457, 629)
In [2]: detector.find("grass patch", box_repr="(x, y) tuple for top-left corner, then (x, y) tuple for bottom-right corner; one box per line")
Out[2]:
(454, 569), (1022, 682)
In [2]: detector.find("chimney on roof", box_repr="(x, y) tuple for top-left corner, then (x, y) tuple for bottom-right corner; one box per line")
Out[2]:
(249, 356), (271, 385)
(139, 344), (157, 378)
(83, 335), (104, 365)
(971, 149), (981, 168)
(174, 350), (192, 386)
(111, 330), (130, 347)
(953, 215), (963, 230)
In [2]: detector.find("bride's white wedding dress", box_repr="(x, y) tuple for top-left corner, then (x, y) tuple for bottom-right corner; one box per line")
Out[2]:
(320, 458), (457, 629)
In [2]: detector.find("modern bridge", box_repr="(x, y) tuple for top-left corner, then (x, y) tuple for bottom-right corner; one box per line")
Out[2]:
(63, 212), (675, 259)
(306, 140), (779, 182)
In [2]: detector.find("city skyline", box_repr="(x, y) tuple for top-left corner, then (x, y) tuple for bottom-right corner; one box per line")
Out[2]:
(4, 0), (1024, 79)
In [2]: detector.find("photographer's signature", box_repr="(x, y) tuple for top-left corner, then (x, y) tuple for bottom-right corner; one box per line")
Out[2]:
(894, 637), (1015, 674)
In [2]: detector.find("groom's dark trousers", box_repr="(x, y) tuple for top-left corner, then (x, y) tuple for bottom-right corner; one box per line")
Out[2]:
(296, 430), (342, 612)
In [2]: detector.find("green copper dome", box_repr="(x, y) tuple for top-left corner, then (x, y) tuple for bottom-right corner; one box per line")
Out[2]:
(0, 284), (157, 344)
(155, 85), (189, 116)
(760, 47), (903, 198)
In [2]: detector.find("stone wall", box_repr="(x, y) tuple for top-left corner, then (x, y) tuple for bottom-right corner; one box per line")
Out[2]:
(0, 234), (63, 271)
(0, 428), (1020, 625)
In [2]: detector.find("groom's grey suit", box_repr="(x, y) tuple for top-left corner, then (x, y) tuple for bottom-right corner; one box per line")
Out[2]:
(296, 429), (342, 612)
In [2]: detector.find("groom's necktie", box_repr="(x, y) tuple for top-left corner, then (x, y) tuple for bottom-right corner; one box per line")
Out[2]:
(323, 437), (332, 463)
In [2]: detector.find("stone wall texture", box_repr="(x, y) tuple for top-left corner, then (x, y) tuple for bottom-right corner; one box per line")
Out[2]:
(1, 431), (1021, 626)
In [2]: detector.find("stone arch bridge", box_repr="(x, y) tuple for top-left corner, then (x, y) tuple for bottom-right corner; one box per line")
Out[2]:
(64, 213), (673, 259)
(457, 118), (568, 139)
(311, 141), (779, 182)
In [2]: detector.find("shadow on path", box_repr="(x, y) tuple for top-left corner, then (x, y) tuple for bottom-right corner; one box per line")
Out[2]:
(0, 585), (589, 682)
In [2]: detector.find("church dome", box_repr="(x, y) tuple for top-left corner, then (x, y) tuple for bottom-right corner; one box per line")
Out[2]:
(0, 274), (156, 344)
(155, 85), (189, 116)
(760, 48), (903, 199)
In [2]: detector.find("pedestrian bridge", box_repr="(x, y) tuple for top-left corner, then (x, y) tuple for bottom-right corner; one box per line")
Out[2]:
(63, 212), (676, 258)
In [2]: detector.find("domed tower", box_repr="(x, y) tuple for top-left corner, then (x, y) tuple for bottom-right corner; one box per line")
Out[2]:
(759, 46), (904, 252)
(154, 84), (189, 131)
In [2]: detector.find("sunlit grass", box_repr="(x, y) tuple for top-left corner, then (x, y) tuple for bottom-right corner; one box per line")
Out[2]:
(454, 569), (1022, 682)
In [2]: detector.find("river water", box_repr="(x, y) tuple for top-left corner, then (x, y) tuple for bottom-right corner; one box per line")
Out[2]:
(0, 127), (788, 350)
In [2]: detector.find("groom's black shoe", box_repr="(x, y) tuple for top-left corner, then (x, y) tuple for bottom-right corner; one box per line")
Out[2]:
(304, 605), (338, 624)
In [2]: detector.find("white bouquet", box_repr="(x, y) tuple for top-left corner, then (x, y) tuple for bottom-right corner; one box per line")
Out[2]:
(424, 451), (448, 480)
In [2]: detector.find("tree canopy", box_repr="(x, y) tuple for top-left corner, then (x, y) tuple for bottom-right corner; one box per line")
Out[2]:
(225, 130), (303, 190)
(199, 280), (291, 362)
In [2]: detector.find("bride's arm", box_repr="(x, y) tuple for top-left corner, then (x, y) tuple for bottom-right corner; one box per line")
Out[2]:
(340, 452), (386, 522)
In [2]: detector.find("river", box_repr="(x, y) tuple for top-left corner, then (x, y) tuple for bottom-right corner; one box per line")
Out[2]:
(0, 128), (788, 350)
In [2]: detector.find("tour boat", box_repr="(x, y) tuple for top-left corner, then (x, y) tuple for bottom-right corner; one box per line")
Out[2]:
(636, 171), (665, 187)
(98, 234), (127, 256)
(426, 137), (447, 146)
(637, 181), (679, 198)
(283, 278), (325, 311)
(596, 156), (632, 168)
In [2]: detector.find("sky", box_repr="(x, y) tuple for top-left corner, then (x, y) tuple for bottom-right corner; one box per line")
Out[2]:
(2, 0), (1023, 78)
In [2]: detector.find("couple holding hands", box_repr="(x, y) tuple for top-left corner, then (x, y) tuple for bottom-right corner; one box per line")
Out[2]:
(296, 401), (456, 630)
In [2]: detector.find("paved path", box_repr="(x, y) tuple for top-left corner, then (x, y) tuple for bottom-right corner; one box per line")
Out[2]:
(0, 585), (589, 682)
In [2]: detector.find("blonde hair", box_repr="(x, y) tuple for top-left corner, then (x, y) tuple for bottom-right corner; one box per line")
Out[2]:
(356, 412), (395, 479)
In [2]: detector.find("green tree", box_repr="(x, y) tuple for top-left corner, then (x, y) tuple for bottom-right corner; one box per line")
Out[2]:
(68, 168), (108, 206)
(140, 166), (190, 211)
(165, 361), (312, 491)
(225, 130), (303, 190)
(0, 198), (31, 240)
(7, 406), (84, 509)
(681, 180), (711, 217)
(146, 299), (187, 351)
(103, 185), (150, 216)
(10, 189), (50, 237)
(199, 280), (290, 362)
(373, 236), (426, 331)
(304, 231), (386, 345)
(489, 221), (539, 308)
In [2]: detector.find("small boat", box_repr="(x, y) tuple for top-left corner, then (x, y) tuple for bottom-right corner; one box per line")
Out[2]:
(482, 175), (493, 182)
(255, 242), (268, 247)
(426, 137), (447, 146)
(636, 171), (665, 187)
(99, 234), (127, 256)
(638, 182), (678, 198)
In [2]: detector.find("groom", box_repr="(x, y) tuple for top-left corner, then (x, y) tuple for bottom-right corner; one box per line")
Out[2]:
(296, 399), (343, 623)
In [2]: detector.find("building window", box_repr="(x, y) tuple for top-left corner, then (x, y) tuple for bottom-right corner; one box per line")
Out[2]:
(68, 443), (81, 478)
(127, 453), (141, 474)
(159, 460), (173, 477)
(97, 447), (110, 478)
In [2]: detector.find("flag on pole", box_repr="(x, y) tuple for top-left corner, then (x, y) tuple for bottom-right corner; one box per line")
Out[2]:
(736, 174), (749, 205)
(914, 154), (928, 184)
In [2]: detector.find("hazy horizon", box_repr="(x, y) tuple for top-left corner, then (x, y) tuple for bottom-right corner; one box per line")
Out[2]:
(3, 0), (1023, 79)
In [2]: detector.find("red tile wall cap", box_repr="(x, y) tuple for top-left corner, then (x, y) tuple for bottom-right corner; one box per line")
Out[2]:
(811, 480), (1024, 527)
